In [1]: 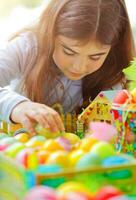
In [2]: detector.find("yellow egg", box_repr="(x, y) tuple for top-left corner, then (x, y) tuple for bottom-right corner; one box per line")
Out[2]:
(43, 139), (64, 151)
(27, 152), (38, 170)
(35, 124), (61, 138)
(26, 136), (45, 147)
(61, 133), (80, 145)
(131, 88), (136, 103)
(57, 181), (91, 196)
(79, 137), (98, 152)
(46, 150), (69, 167)
(14, 133), (29, 143)
(69, 149), (85, 167)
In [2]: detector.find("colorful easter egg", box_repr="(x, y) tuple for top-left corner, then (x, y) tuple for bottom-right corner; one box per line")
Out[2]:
(36, 164), (62, 174)
(0, 143), (7, 151)
(102, 155), (132, 180)
(79, 137), (98, 152)
(35, 124), (60, 139)
(26, 136), (45, 148)
(5, 142), (25, 158)
(57, 182), (91, 197)
(27, 152), (38, 170)
(95, 185), (123, 200)
(35, 165), (64, 188)
(69, 149), (85, 167)
(59, 191), (93, 200)
(113, 90), (130, 104)
(89, 122), (117, 142)
(130, 88), (136, 103)
(15, 148), (34, 167)
(76, 152), (101, 169)
(90, 142), (115, 160)
(37, 150), (50, 164)
(24, 186), (58, 200)
(61, 133), (80, 145)
(43, 139), (64, 151)
(56, 137), (72, 151)
(46, 151), (69, 168)
(14, 133), (30, 143)
(0, 137), (17, 147)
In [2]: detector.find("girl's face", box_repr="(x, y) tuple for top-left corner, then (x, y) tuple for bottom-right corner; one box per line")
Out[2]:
(53, 35), (111, 80)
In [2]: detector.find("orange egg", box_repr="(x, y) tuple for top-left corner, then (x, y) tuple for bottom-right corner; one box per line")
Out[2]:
(37, 150), (50, 164)
(79, 138), (98, 152)
(14, 133), (29, 143)
(46, 150), (69, 167)
(42, 139), (64, 152)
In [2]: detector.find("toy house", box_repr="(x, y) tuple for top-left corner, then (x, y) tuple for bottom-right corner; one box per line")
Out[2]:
(78, 90), (121, 126)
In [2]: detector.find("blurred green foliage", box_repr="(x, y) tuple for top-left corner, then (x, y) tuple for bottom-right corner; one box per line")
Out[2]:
(0, 0), (43, 17)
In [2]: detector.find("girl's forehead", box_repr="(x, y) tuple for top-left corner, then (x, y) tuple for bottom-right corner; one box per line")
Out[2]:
(57, 35), (110, 50)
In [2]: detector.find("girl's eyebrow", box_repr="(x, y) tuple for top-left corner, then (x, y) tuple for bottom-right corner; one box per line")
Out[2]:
(61, 43), (107, 57)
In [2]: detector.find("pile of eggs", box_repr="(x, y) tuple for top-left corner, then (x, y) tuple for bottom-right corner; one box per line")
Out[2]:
(0, 130), (135, 175)
(24, 184), (127, 200)
(0, 122), (136, 199)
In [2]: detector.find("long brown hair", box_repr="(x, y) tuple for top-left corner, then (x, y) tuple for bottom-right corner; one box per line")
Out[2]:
(22, 0), (135, 108)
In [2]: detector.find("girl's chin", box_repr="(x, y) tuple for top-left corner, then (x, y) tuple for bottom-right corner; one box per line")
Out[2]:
(64, 71), (84, 80)
(66, 74), (82, 80)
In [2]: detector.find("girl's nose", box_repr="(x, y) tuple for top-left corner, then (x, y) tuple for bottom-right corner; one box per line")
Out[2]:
(72, 58), (87, 73)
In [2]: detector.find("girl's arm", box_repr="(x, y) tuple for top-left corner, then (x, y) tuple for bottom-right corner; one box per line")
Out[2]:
(0, 32), (37, 123)
(0, 33), (65, 134)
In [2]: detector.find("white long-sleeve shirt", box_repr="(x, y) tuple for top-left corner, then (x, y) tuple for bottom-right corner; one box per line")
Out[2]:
(0, 32), (84, 122)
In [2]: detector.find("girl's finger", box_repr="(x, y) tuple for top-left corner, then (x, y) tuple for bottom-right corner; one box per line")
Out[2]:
(21, 116), (36, 136)
(26, 110), (50, 129)
(44, 113), (60, 132)
(52, 112), (65, 132)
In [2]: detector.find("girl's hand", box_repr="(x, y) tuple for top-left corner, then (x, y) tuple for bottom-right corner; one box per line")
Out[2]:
(10, 101), (65, 135)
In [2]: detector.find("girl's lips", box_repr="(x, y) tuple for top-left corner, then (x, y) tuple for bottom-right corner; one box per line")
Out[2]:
(69, 70), (82, 76)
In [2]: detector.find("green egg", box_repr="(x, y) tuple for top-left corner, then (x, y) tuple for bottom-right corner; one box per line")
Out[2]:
(35, 124), (61, 139)
(5, 142), (25, 158)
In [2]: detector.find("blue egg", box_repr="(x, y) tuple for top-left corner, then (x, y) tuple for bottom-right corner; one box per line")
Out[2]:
(36, 164), (62, 174)
(25, 171), (36, 189)
(102, 155), (132, 180)
(76, 152), (101, 169)
(35, 164), (65, 188)
(102, 155), (129, 166)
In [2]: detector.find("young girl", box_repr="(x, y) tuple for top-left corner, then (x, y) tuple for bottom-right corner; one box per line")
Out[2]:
(0, 0), (135, 135)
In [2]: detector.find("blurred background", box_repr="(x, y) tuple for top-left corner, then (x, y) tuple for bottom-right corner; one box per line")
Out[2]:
(0, 0), (136, 43)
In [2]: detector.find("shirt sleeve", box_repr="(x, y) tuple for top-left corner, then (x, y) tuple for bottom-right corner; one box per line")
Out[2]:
(0, 32), (37, 122)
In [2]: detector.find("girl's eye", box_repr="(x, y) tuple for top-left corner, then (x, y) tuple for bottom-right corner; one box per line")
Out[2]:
(63, 48), (75, 56)
(89, 56), (101, 61)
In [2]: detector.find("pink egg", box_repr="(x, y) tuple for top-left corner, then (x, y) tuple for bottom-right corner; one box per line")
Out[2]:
(0, 143), (8, 151)
(61, 191), (93, 200)
(95, 185), (123, 200)
(56, 137), (71, 151)
(24, 186), (58, 200)
(89, 122), (117, 142)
